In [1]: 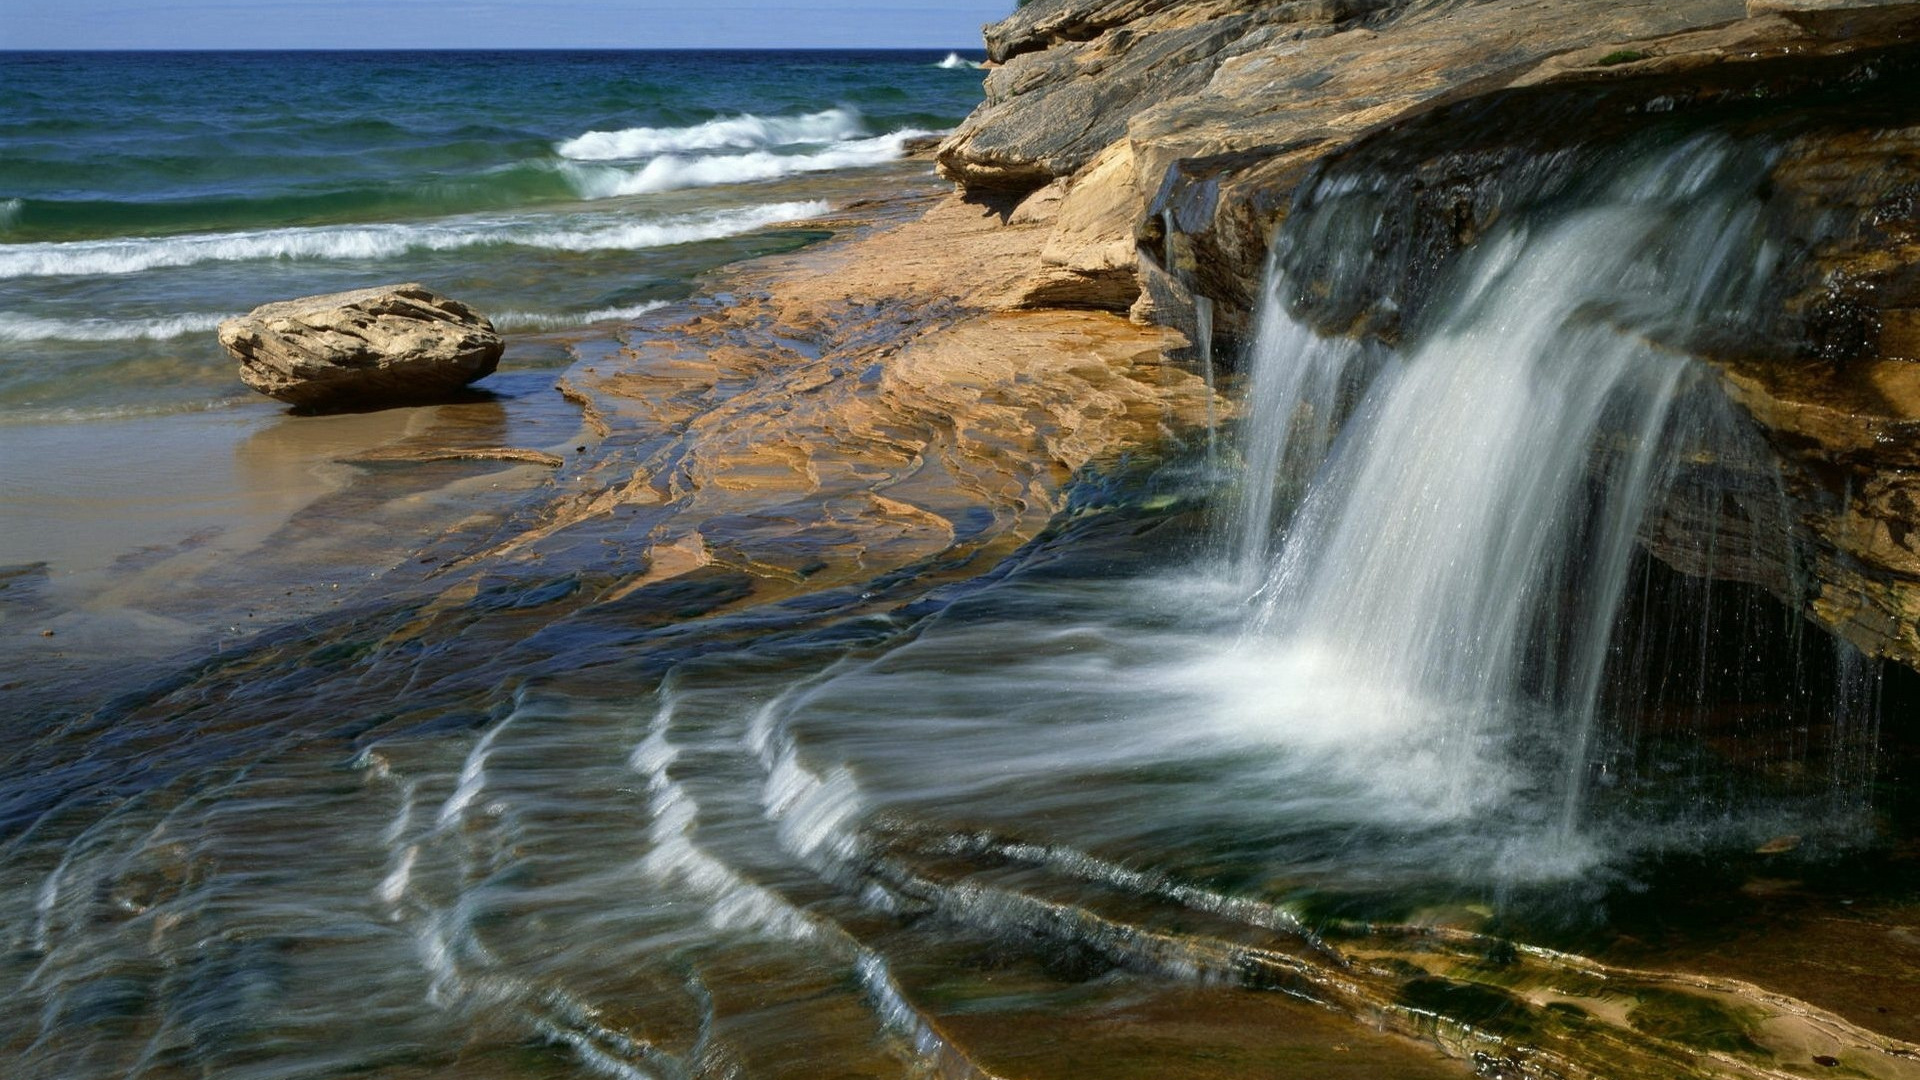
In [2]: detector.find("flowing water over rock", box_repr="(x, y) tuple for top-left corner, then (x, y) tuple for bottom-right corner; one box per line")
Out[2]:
(5, 135), (1920, 1080)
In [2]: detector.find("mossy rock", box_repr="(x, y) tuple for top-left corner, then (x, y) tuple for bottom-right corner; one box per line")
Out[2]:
(1626, 989), (1765, 1055)
(1398, 977), (1541, 1039)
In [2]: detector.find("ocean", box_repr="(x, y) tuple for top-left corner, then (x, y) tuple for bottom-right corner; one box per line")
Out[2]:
(0, 49), (986, 422)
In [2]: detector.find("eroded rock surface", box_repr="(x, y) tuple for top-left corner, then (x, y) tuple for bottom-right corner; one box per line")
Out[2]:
(219, 283), (503, 409)
(448, 187), (1217, 611)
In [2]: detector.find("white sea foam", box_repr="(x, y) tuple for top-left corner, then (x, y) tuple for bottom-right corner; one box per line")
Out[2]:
(0, 201), (829, 279)
(556, 108), (865, 161)
(490, 301), (670, 333)
(935, 52), (983, 70)
(0, 198), (22, 228)
(563, 132), (926, 198)
(509, 201), (828, 250)
(0, 311), (229, 342)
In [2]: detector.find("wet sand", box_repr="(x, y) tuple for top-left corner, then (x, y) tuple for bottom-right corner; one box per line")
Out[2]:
(0, 360), (590, 712)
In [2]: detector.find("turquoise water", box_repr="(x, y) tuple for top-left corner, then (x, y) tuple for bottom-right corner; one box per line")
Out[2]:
(0, 50), (985, 419)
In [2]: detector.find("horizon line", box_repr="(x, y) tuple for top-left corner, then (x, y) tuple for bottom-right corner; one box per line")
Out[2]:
(0, 45), (991, 53)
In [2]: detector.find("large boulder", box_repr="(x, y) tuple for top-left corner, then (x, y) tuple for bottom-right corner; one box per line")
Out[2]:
(219, 283), (503, 409)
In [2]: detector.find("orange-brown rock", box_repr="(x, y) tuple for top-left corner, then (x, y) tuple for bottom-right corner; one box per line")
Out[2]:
(449, 183), (1217, 605)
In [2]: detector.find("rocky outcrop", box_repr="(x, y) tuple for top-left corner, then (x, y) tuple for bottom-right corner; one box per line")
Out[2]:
(219, 283), (503, 409)
(451, 187), (1216, 604)
(942, 0), (1410, 193)
(935, 0), (1920, 670)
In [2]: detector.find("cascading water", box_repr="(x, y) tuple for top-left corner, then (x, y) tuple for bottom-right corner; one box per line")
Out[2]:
(1192, 294), (1218, 472)
(1222, 134), (1795, 831)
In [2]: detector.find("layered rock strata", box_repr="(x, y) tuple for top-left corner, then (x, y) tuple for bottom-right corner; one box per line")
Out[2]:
(447, 185), (1216, 607)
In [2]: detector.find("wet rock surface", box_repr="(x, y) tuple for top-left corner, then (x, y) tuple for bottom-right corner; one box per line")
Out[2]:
(218, 283), (504, 409)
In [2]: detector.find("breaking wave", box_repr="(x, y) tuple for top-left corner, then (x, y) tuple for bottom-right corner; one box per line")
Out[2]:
(0, 311), (229, 343)
(561, 132), (928, 198)
(556, 108), (867, 161)
(491, 301), (670, 332)
(936, 53), (983, 70)
(0, 303), (674, 342)
(0, 201), (830, 279)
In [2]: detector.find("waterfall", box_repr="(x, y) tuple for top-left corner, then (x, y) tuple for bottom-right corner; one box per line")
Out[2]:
(1193, 294), (1218, 473)
(1161, 209), (1222, 471)
(1228, 135), (1790, 827)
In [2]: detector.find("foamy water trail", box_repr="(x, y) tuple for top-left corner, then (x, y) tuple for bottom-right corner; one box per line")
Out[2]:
(0, 201), (829, 279)
(557, 108), (866, 160)
(563, 133), (928, 198)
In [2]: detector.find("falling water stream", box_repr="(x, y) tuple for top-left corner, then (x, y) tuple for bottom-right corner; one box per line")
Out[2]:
(4, 134), (1918, 1079)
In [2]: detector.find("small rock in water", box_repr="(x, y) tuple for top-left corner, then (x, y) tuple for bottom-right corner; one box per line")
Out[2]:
(1755, 835), (1802, 854)
(218, 283), (502, 410)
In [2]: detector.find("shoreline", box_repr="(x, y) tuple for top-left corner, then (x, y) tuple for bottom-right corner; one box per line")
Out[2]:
(0, 152), (1220, 714)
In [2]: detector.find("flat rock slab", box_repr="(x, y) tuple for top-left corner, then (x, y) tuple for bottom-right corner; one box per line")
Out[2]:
(219, 283), (503, 409)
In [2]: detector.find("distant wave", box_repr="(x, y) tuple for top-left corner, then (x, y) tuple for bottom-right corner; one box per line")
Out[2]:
(556, 108), (865, 161)
(0, 312), (229, 342)
(0, 198), (21, 229)
(563, 132), (929, 198)
(491, 301), (670, 332)
(0, 201), (830, 279)
(936, 53), (984, 70)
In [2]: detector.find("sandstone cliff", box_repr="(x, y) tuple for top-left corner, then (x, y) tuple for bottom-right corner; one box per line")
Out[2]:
(937, 0), (1920, 671)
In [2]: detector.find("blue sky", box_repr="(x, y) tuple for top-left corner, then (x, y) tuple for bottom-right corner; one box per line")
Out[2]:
(3, 0), (1016, 49)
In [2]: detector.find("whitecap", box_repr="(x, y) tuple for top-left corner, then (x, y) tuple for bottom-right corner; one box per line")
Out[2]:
(0, 200), (829, 279)
(505, 200), (828, 250)
(563, 132), (927, 198)
(935, 52), (982, 70)
(0, 311), (229, 342)
(490, 301), (669, 332)
(557, 108), (865, 161)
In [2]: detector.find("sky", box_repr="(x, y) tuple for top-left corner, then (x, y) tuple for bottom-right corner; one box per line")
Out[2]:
(2, 0), (1017, 50)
